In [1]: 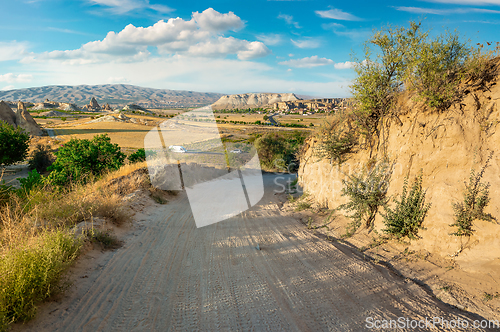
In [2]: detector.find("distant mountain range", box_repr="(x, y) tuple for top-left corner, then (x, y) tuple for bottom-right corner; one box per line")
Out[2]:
(0, 84), (224, 108)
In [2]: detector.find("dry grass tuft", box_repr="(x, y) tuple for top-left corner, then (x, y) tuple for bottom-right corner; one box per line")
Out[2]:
(0, 163), (152, 329)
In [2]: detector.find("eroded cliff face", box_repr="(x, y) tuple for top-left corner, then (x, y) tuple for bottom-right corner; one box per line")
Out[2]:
(212, 93), (299, 109)
(299, 60), (500, 274)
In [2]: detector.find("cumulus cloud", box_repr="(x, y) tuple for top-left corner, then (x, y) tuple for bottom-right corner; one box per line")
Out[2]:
(278, 14), (301, 29)
(25, 8), (270, 64)
(88, 0), (173, 15)
(334, 61), (356, 69)
(0, 73), (33, 83)
(291, 38), (321, 49)
(279, 56), (333, 68)
(315, 8), (362, 21)
(0, 41), (29, 62)
(192, 8), (244, 32)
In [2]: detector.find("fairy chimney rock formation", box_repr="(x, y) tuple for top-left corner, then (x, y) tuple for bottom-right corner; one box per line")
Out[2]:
(90, 97), (100, 109)
(16, 102), (44, 136)
(0, 100), (43, 136)
(0, 100), (17, 127)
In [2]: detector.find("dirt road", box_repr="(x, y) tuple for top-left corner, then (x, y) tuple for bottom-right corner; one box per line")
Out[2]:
(20, 174), (495, 331)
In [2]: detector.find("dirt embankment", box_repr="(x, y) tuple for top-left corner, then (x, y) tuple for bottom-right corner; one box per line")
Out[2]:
(298, 59), (500, 318)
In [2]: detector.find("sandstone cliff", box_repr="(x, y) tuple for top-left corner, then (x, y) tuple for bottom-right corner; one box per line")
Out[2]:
(212, 93), (300, 110)
(0, 100), (44, 136)
(299, 58), (500, 276)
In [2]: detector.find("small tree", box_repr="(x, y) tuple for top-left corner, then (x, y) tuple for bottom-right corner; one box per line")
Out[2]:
(0, 122), (30, 166)
(451, 152), (495, 236)
(47, 134), (125, 186)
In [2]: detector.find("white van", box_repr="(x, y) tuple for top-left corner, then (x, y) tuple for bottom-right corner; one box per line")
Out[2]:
(169, 145), (187, 153)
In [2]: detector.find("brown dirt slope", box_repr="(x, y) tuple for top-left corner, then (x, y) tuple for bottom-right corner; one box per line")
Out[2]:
(299, 58), (500, 290)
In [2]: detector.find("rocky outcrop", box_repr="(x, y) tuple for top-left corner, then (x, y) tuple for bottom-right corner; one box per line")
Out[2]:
(0, 100), (17, 126)
(122, 104), (151, 113)
(82, 97), (101, 111)
(30, 100), (80, 112)
(90, 97), (99, 108)
(0, 100), (43, 135)
(16, 102), (44, 136)
(103, 103), (113, 111)
(212, 93), (300, 110)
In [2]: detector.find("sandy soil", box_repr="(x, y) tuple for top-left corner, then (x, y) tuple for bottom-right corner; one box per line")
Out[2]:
(12, 174), (496, 331)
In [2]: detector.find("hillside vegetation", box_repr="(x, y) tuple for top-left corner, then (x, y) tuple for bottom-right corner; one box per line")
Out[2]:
(299, 21), (500, 280)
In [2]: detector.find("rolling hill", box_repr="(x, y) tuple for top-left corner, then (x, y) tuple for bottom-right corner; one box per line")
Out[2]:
(0, 84), (224, 109)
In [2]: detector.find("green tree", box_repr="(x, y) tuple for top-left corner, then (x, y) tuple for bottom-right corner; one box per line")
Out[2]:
(350, 20), (485, 146)
(0, 122), (30, 166)
(47, 134), (125, 186)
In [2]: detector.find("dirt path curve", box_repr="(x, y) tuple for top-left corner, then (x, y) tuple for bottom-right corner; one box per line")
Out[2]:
(21, 174), (494, 331)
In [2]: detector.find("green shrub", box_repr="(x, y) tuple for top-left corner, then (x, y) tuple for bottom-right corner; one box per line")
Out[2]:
(382, 170), (431, 239)
(47, 134), (125, 186)
(0, 231), (81, 325)
(350, 21), (498, 143)
(254, 131), (308, 171)
(314, 113), (358, 165)
(338, 160), (393, 235)
(28, 144), (54, 173)
(128, 148), (146, 163)
(18, 170), (43, 194)
(0, 122), (30, 166)
(451, 152), (495, 236)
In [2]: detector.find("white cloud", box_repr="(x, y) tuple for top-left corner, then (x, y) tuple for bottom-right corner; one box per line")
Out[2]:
(334, 61), (356, 69)
(278, 14), (301, 29)
(291, 38), (321, 49)
(315, 8), (362, 21)
(422, 0), (500, 4)
(20, 56), (351, 97)
(192, 8), (244, 32)
(88, 0), (173, 15)
(1, 85), (15, 91)
(0, 73), (33, 83)
(394, 6), (500, 14)
(279, 56), (333, 68)
(24, 9), (269, 63)
(186, 37), (271, 60)
(256, 33), (283, 45)
(0, 41), (29, 62)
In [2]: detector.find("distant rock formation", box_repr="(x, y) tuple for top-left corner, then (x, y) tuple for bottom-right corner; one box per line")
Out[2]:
(0, 100), (43, 136)
(122, 104), (151, 113)
(211, 93), (300, 110)
(82, 97), (101, 111)
(102, 103), (113, 111)
(16, 101), (44, 136)
(0, 101), (17, 126)
(31, 100), (80, 112)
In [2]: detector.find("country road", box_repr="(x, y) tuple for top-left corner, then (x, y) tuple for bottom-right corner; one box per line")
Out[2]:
(18, 174), (495, 331)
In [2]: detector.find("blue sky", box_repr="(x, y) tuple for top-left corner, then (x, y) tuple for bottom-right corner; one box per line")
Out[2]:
(1, 0), (500, 97)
